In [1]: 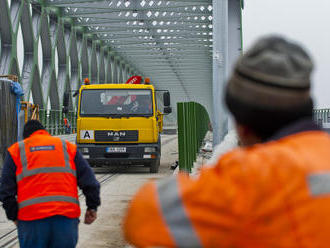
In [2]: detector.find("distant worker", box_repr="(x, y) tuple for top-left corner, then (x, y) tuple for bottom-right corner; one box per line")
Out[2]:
(73, 77), (90, 97)
(0, 120), (100, 248)
(63, 117), (71, 134)
(123, 36), (329, 247)
(129, 95), (152, 114)
(137, 95), (152, 114)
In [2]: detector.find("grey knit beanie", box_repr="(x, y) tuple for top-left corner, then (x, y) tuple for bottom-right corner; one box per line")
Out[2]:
(226, 36), (314, 110)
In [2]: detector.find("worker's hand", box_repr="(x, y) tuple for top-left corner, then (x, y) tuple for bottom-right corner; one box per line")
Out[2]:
(84, 209), (97, 224)
(14, 220), (17, 226)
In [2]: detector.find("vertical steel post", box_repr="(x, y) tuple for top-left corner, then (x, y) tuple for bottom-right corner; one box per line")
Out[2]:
(191, 102), (197, 163)
(108, 55), (114, 84)
(186, 103), (192, 171)
(212, 0), (229, 146)
(105, 52), (112, 84)
(112, 58), (118, 84)
(227, 0), (243, 130)
(51, 110), (56, 135)
(177, 102), (185, 171)
(45, 109), (50, 131)
(228, 0), (243, 73)
(213, 0), (242, 145)
(183, 103), (189, 172)
(118, 62), (123, 83)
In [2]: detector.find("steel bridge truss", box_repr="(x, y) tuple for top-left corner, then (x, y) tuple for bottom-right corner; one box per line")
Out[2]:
(0, 0), (242, 128)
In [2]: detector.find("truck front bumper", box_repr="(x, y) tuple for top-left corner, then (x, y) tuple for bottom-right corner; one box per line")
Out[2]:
(77, 143), (160, 166)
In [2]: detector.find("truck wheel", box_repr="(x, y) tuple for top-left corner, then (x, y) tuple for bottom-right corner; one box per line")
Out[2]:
(150, 159), (160, 173)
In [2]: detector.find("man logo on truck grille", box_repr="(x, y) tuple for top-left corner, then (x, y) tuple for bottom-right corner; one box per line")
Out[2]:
(107, 131), (126, 137)
(94, 130), (137, 142)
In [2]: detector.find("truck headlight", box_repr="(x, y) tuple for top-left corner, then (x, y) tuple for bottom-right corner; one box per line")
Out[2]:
(145, 147), (156, 153)
(82, 148), (89, 153)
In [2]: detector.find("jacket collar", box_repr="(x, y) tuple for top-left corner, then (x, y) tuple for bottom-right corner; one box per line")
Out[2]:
(29, 129), (51, 138)
(268, 118), (322, 142)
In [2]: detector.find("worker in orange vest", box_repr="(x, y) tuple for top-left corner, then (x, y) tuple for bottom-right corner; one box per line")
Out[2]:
(0, 120), (100, 248)
(63, 117), (71, 134)
(123, 36), (330, 247)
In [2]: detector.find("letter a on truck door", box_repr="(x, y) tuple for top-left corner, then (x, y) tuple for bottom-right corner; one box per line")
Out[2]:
(80, 130), (94, 140)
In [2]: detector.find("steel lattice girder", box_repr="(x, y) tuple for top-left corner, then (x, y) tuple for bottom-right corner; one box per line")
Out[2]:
(43, 0), (214, 121)
(0, 0), (145, 112)
(0, 0), (240, 127)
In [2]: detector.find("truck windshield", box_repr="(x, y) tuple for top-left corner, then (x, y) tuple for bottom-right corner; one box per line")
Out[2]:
(80, 89), (153, 117)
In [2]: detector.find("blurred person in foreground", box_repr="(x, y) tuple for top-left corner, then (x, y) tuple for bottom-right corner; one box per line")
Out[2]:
(123, 36), (330, 247)
(0, 120), (100, 248)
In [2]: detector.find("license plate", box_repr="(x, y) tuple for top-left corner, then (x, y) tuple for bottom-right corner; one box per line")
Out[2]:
(106, 147), (126, 153)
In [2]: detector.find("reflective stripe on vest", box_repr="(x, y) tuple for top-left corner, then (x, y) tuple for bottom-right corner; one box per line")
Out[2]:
(308, 173), (330, 196)
(18, 195), (80, 209)
(156, 177), (202, 248)
(17, 139), (76, 182)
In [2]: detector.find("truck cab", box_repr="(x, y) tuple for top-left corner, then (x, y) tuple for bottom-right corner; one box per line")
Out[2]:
(74, 83), (171, 173)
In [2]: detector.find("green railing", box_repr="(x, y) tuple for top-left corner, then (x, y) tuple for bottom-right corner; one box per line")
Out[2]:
(39, 109), (77, 136)
(177, 102), (211, 172)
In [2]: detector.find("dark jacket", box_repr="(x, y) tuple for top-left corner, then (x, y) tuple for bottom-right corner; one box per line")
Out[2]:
(0, 147), (100, 221)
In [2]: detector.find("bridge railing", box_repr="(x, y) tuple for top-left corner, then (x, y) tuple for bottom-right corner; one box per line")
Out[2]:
(177, 102), (210, 172)
(313, 109), (330, 126)
(39, 109), (77, 135)
(175, 108), (326, 173)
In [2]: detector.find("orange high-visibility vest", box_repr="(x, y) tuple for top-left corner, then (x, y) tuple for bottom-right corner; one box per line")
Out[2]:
(8, 130), (80, 221)
(124, 131), (330, 248)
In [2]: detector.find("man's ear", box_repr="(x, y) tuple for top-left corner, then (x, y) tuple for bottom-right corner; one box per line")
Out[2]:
(236, 124), (250, 137)
(235, 123), (261, 147)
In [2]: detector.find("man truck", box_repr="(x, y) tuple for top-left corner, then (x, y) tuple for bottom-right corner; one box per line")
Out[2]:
(64, 81), (171, 173)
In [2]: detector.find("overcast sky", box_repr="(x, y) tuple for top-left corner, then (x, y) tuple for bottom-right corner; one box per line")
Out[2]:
(242, 0), (330, 108)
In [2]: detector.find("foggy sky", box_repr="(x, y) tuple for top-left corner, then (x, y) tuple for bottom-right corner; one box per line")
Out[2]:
(242, 0), (330, 108)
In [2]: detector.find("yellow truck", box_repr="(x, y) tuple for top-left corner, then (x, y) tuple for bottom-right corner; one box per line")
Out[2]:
(67, 83), (171, 173)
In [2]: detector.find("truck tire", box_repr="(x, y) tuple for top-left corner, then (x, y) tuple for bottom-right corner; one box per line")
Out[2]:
(150, 158), (160, 173)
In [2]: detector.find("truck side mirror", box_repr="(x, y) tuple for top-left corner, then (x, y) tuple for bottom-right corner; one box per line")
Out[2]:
(62, 92), (70, 114)
(164, 106), (172, 114)
(163, 92), (171, 106)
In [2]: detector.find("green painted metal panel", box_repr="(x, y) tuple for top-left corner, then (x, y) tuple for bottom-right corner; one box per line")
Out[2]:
(177, 101), (210, 172)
